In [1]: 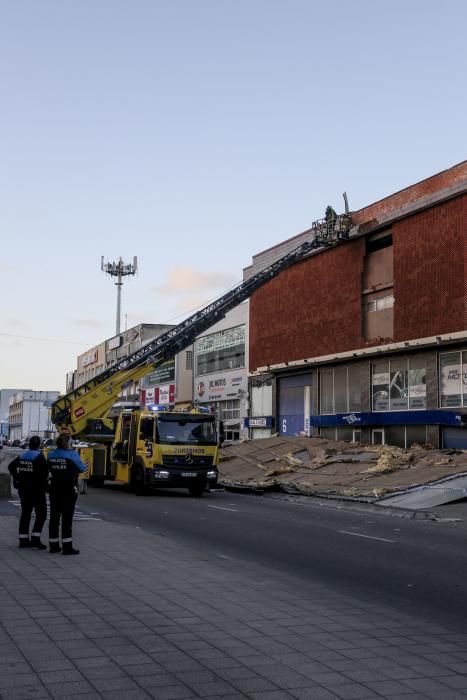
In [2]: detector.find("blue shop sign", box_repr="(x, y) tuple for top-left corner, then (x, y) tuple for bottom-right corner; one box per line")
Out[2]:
(311, 410), (466, 427)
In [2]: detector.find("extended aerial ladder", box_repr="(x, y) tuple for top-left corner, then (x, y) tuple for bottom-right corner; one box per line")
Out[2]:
(52, 213), (352, 439)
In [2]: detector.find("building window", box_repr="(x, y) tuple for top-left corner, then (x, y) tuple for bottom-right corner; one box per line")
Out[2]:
(373, 425), (427, 448)
(196, 325), (246, 376)
(186, 351), (193, 370)
(365, 295), (395, 313)
(372, 358), (426, 411)
(319, 366), (361, 415)
(440, 351), (467, 407)
(219, 399), (240, 420)
(225, 427), (240, 441)
(320, 426), (361, 442)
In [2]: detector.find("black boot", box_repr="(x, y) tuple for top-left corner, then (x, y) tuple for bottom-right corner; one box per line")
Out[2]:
(31, 536), (47, 550)
(49, 542), (61, 553)
(19, 538), (31, 548)
(62, 542), (80, 556)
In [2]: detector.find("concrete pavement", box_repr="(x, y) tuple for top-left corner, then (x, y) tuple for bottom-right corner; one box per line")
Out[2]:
(2, 497), (467, 700)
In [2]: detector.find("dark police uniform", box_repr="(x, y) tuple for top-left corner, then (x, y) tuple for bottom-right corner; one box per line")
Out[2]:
(47, 446), (86, 554)
(8, 447), (48, 548)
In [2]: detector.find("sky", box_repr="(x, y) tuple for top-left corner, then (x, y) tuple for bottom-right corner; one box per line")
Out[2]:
(1, 0), (466, 393)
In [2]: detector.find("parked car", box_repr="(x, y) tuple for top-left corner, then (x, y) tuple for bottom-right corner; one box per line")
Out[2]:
(19, 438), (30, 449)
(11, 439), (21, 447)
(41, 438), (56, 450)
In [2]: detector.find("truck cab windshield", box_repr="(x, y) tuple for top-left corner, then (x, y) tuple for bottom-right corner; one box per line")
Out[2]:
(156, 416), (217, 446)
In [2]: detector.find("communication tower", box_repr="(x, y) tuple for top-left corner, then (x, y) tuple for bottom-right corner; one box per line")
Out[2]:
(101, 256), (138, 335)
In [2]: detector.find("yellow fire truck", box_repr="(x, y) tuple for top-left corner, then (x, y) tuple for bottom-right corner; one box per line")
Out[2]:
(51, 212), (351, 495)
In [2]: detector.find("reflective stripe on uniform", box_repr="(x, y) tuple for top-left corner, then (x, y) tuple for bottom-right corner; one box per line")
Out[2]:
(62, 537), (73, 543)
(19, 534), (30, 539)
(49, 538), (60, 543)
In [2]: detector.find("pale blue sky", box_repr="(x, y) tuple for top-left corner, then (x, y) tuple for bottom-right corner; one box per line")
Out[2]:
(1, 0), (466, 392)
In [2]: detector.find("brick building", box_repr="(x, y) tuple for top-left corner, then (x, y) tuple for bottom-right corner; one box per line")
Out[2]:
(246, 160), (467, 449)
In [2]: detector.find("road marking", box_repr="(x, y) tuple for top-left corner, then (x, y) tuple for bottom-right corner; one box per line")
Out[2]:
(207, 505), (238, 512)
(339, 530), (395, 543)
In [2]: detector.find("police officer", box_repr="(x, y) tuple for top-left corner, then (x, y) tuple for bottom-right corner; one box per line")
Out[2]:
(8, 435), (48, 549)
(47, 432), (86, 555)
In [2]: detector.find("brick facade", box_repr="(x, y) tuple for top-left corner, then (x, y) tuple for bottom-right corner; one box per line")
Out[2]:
(249, 239), (365, 370)
(249, 162), (467, 372)
(393, 195), (466, 341)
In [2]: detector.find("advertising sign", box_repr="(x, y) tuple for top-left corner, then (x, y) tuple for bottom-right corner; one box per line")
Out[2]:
(440, 353), (465, 407)
(196, 325), (245, 355)
(141, 388), (155, 406)
(82, 350), (98, 368)
(145, 359), (176, 386)
(195, 371), (247, 401)
(155, 384), (175, 405)
(372, 371), (389, 411)
(108, 335), (122, 350)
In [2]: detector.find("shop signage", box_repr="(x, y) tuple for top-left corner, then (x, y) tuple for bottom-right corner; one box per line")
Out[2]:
(312, 410), (466, 427)
(141, 388), (155, 406)
(82, 350), (98, 367)
(195, 370), (247, 401)
(196, 325), (245, 354)
(244, 416), (273, 428)
(108, 335), (122, 350)
(146, 359), (175, 386)
(155, 384), (175, 405)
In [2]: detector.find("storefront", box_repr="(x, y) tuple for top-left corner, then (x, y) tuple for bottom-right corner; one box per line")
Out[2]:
(194, 308), (248, 441)
(312, 349), (467, 448)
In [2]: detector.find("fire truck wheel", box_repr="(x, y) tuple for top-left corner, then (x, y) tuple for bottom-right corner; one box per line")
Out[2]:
(131, 464), (147, 496)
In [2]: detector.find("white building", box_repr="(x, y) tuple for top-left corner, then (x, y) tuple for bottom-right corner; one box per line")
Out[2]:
(70, 323), (193, 409)
(0, 388), (31, 438)
(193, 302), (249, 442)
(8, 390), (60, 441)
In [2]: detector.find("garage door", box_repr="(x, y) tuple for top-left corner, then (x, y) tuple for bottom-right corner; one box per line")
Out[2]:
(442, 427), (467, 449)
(278, 374), (312, 437)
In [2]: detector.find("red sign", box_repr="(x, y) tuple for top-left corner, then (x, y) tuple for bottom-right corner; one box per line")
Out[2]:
(74, 407), (85, 418)
(154, 384), (175, 405)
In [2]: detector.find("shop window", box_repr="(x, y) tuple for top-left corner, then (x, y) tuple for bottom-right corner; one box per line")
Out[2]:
(319, 366), (361, 415)
(409, 357), (427, 409)
(372, 361), (390, 411)
(390, 359), (408, 410)
(320, 371), (334, 414)
(334, 368), (348, 413)
(406, 425), (427, 448)
(320, 427), (336, 440)
(440, 352), (462, 407)
(186, 351), (193, 370)
(384, 425), (405, 448)
(372, 425), (427, 448)
(372, 358), (426, 411)
(349, 366), (362, 412)
(336, 427), (353, 441)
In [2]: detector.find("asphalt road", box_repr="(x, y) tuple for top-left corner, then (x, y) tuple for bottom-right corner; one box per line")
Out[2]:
(70, 482), (467, 634)
(2, 446), (467, 634)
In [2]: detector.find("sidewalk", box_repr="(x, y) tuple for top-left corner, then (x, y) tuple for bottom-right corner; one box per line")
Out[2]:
(2, 507), (467, 700)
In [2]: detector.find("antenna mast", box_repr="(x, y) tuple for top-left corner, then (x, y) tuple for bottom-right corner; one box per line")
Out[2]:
(101, 256), (138, 335)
